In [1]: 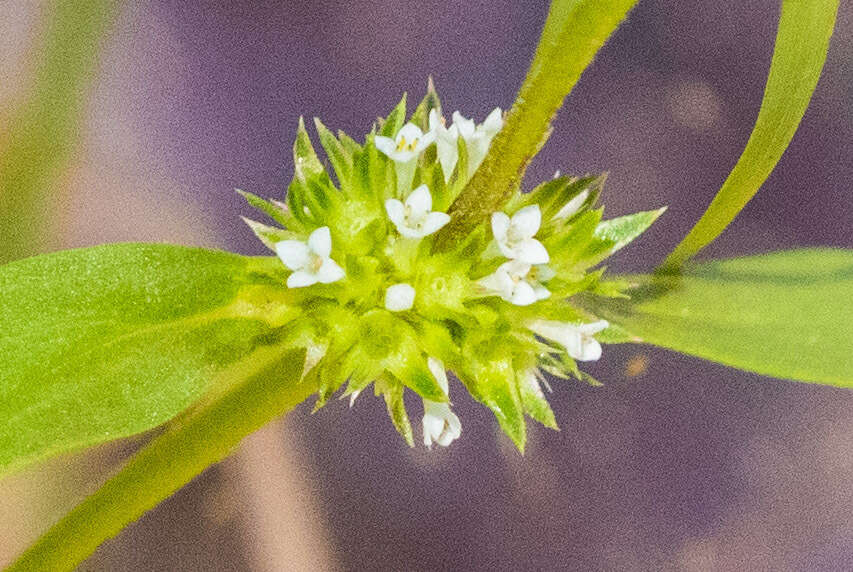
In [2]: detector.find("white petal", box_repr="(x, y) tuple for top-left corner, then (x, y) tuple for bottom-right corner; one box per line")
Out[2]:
(427, 357), (449, 394)
(374, 135), (396, 157)
(428, 109), (443, 132)
(554, 189), (589, 220)
(481, 107), (503, 134)
(405, 184), (433, 216)
(385, 199), (406, 228)
(533, 284), (551, 300)
(397, 225), (426, 239)
(385, 283), (416, 312)
(436, 139), (459, 182)
(397, 122), (424, 141)
(575, 320), (609, 335)
(420, 212), (451, 236)
(308, 226), (332, 257)
(575, 338), (602, 362)
(452, 111), (475, 138)
(510, 281), (537, 306)
(315, 258), (345, 283)
(503, 259), (532, 277)
(534, 264), (557, 282)
(511, 205), (542, 238)
(436, 409), (462, 446)
(478, 269), (513, 299)
(491, 211), (511, 242)
(275, 240), (311, 271)
(561, 331), (584, 359)
(287, 270), (317, 288)
(417, 129), (436, 149)
(516, 238), (550, 264)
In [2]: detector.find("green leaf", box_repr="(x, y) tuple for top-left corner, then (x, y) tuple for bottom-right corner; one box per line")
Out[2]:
(436, 0), (638, 246)
(377, 377), (415, 447)
(0, 243), (292, 474)
(314, 117), (353, 185)
(240, 217), (295, 251)
(236, 189), (290, 227)
(8, 345), (311, 572)
(518, 372), (558, 429)
(586, 249), (853, 387)
(662, 0), (840, 270)
(409, 77), (442, 130)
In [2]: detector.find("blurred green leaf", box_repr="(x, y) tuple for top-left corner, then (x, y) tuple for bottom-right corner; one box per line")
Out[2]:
(588, 249), (853, 387)
(590, 208), (666, 260)
(0, 1), (119, 263)
(662, 0), (840, 270)
(9, 345), (311, 572)
(0, 243), (293, 474)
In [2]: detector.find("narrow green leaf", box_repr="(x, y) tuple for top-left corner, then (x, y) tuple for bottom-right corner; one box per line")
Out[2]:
(409, 77), (442, 131)
(8, 345), (311, 572)
(589, 207), (666, 260)
(461, 348), (526, 451)
(236, 189), (290, 227)
(587, 249), (853, 387)
(662, 0), (840, 270)
(314, 117), (353, 185)
(240, 217), (295, 251)
(436, 0), (638, 247)
(0, 1), (119, 263)
(518, 372), (558, 429)
(0, 243), (292, 474)
(377, 378), (415, 447)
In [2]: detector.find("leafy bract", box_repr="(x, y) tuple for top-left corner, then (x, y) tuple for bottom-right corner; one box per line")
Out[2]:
(663, 0), (840, 269)
(587, 249), (853, 387)
(0, 243), (291, 474)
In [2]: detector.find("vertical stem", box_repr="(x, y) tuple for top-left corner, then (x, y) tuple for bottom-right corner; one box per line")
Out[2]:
(434, 0), (638, 249)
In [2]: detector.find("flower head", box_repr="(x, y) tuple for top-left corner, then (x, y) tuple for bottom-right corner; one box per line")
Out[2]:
(422, 358), (462, 448)
(528, 319), (609, 362)
(478, 260), (550, 306)
(491, 204), (550, 264)
(375, 122), (435, 163)
(275, 226), (345, 288)
(385, 185), (451, 238)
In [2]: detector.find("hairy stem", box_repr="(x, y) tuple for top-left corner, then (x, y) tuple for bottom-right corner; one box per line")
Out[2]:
(434, 0), (638, 249)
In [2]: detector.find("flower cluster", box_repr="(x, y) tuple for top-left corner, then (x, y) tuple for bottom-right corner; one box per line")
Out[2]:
(240, 86), (664, 451)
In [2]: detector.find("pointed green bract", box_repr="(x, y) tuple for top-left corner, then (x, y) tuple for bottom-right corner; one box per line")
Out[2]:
(588, 249), (853, 387)
(663, 0), (840, 270)
(0, 243), (294, 474)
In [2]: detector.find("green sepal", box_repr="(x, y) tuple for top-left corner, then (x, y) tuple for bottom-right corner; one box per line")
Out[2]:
(337, 130), (363, 155)
(409, 77), (442, 130)
(379, 93), (407, 137)
(586, 208), (666, 263)
(376, 376), (415, 447)
(236, 189), (291, 228)
(314, 117), (353, 186)
(240, 217), (296, 252)
(544, 209), (602, 272)
(507, 173), (604, 224)
(461, 340), (526, 451)
(518, 372), (558, 429)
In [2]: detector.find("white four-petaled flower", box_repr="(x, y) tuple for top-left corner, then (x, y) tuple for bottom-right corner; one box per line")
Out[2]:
(428, 108), (502, 181)
(275, 226), (345, 288)
(375, 122), (435, 163)
(528, 319), (609, 362)
(385, 184), (450, 238)
(422, 358), (462, 448)
(491, 204), (549, 264)
(478, 260), (550, 306)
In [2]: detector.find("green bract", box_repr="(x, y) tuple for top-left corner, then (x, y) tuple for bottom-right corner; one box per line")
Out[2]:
(241, 88), (664, 451)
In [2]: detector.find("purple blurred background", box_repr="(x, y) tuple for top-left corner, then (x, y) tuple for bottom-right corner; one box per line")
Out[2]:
(2, 1), (852, 570)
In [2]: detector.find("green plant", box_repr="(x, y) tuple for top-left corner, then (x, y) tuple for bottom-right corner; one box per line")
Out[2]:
(1, 1), (846, 570)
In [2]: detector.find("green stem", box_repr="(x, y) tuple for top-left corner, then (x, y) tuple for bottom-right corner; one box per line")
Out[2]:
(7, 346), (312, 572)
(434, 0), (638, 249)
(660, 0), (839, 272)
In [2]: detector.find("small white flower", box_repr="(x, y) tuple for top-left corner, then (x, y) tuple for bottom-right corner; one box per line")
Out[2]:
(275, 226), (345, 288)
(528, 319), (609, 362)
(491, 204), (550, 264)
(478, 260), (550, 306)
(384, 283), (415, 312)
(422, 358), (462, 449)
(385, 184), (451, 238)
(375, 122), (435, 163)
(554, 189), (589, 220)
(428, 108), (502, 181)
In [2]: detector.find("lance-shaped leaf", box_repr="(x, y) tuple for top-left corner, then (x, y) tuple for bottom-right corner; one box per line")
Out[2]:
(663, 0), (840, 269)
(586, 249), (853, 388)
(0, 243), (293, 474)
